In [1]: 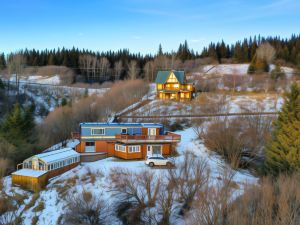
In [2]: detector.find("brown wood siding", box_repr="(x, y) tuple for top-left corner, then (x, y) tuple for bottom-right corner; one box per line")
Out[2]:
(142, 128), (148, 135)
(47, 162), (79, 179)
(12, 173), (48, 192)
(95, 140), (108, 152)
(107, 142), (115, 157)
(114, 147), (128, 159)
(75, 141), (85, 153)
(162, 144), (171, 155)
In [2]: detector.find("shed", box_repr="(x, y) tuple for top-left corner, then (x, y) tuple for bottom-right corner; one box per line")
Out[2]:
(23, 148), (80, 172)
(12, 169), (48, 191)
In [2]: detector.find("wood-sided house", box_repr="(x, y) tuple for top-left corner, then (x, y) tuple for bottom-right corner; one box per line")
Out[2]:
(74, 122), (181, 160)
(12, 148), (80, 191)
(155, 70), (194, 101)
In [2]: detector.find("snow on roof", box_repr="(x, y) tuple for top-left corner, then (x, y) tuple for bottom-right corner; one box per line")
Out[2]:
(12, 169), (48, 178)
(32, 148), (80, 164)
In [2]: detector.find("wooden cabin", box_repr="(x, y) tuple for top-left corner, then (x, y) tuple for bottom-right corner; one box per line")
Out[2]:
(74, 123), (181, 160)
(155, 70), (194, 101)
(12, 148), (80, 191)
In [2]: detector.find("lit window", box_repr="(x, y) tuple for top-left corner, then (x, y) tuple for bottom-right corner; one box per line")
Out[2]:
(91, 128), (105, 135)
(167, 73), (178, 83)
(157, 84), (162, 90)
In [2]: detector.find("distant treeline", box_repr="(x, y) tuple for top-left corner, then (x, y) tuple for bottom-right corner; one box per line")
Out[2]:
(0, 34), (299, 81)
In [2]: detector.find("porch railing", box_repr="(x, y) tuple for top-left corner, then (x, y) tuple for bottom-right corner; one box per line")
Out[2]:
(115, 132), (181, 141)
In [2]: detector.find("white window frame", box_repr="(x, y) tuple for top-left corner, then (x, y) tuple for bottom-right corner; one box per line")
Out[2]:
(115, 144), (126, 152)
(147, 145), (162, 156)
(148, 128), (156, 136)
(91, 128), (105, 135)
(128, 145), (141, 153)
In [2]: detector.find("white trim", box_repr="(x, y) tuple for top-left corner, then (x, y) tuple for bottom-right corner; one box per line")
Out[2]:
(91, 128), (105, 135)
(147, 145), (162, 156)
(115, 144), (126, 152)
(148, 128), (156, 135)
(128, 145), (141, 153)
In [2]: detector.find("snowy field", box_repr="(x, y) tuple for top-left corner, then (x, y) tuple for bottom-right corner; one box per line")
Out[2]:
(198, 64), (294, 76)
(2, 128), (257, 225)
(124, 93), (283, 118)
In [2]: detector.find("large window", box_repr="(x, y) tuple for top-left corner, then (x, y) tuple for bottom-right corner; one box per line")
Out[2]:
(115, 144), (126, 152)
(91, 128), (105, 135)
(128, 145), (140, 153)
(167, 73), (178, 83)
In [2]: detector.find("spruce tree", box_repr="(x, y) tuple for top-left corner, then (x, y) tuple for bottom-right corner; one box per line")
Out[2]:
(0, 103), (36, 163)
(265, 83), (300, 175)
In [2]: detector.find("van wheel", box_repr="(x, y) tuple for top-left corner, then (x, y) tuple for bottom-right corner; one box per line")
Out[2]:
(149, 162), (154, 167)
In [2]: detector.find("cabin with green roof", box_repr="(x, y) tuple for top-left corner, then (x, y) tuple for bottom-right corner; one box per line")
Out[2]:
(155, 70), (194, 101)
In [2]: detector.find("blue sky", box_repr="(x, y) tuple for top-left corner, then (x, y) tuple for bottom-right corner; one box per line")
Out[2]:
(0, 0), (300, 54)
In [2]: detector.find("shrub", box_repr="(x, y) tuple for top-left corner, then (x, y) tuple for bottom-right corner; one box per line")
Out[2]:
(32, 201), (45, 212)
(62, 190), (108, 225)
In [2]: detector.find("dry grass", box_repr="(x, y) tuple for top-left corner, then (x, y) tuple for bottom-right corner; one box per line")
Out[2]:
(32, 201), (45, 212)
(31, 216), (39, 225)
(24, 193), (40, 211)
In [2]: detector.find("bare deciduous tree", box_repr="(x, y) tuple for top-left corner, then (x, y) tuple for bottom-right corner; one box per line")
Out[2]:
(167, 151), (210, 215)
(256, 42), (276, 64)
(113, 60), (123, 81)
(127, 60), (138, 80)
(62, 190), (108, 225)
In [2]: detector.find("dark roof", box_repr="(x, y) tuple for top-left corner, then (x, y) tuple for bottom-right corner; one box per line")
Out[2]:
(155, 70), (186, 84)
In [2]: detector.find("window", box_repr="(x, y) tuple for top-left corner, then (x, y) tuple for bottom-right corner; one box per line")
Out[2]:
(86, 142), (95, 146)
(173, 84), (179, 89)
(128, 145), (140, 153)
(157, 84), (162, 90)
(167, 73), (178, 83)
(115, 144), (126, 152)
(121, 128), (127, 134)
(91, 128), (105, 135)
(152, 145), (162, 155)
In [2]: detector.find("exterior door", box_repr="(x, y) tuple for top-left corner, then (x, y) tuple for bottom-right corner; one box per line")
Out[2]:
(147, 145), (152, 156)
(148, 128), (156, 136)
(85, 142), (95, 152)
(147, 145), (162, 156)
(32, 158), (39, 170)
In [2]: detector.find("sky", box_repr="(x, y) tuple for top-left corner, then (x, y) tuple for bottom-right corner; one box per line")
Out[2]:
(0, 0), (300, 54)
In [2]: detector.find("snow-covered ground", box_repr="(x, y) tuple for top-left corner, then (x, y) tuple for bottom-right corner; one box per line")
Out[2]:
(125, 93), (282, 119)
(198, 64), (294, 76)
(2, 128), (257, 225)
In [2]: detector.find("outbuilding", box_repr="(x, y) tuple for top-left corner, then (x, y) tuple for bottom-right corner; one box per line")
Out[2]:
(12, 148), (80, 191)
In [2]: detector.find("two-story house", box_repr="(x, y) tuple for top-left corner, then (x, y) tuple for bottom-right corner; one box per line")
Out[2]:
(155, 70), (194, 101)
(73, 122), (181, 160)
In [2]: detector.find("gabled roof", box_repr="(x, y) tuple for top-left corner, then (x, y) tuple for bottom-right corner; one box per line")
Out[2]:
(155, 70), (186, 84)
(26, 148), (80, 164)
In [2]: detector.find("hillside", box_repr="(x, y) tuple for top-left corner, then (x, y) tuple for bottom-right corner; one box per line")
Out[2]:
(2, 128), (257, 225)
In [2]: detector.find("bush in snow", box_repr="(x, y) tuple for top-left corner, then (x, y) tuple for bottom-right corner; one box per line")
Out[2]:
(62, 190), (108, 225)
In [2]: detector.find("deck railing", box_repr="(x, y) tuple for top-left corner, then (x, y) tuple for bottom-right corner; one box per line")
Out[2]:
(115, 132), (181, 141)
